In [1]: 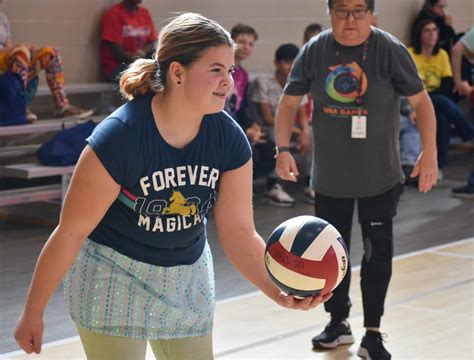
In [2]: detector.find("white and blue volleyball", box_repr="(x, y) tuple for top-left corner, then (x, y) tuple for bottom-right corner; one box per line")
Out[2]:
(265, 215), (348, 298)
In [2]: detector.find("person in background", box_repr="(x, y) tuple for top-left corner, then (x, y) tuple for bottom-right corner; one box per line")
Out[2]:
(409, 19), (474, 175)
(225, 23), (258, 119)
(100, 0), (157, 82)
(303, 23), (324, 44)
(399, 97), (421, 187)
(248, 43), (312, 206)
(225, 24), (277, 193)
(0, 11), (93, 121)
(14, 13), (328, 360)
(274, 0), (438, 358)
(451, 27), (474, 198)
(411, 0), (457, 53)
(452, 26), (474, 99)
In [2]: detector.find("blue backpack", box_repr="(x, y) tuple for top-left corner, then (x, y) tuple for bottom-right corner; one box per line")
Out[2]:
(36, 120), (97, 166)
(0, 73), (27, 126)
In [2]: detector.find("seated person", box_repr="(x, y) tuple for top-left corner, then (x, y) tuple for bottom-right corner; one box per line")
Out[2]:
(409, 19), (474, 172)
(411, 0), (457, 54)
(0, 12), (93, 121)
(303, 23), (323, 44)
(225, 24), (258, 119)
(248, 43), (312, 206)
(224, 24), (276, 192)
(399, 98), (421, 186)
(100, 0), (157, 82)
(452, 27), (474, 102)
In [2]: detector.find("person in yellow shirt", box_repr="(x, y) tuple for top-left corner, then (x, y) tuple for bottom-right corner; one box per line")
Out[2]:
(409, 19), (474, 172)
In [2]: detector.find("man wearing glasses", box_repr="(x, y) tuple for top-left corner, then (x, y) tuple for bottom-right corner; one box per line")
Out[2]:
(274, 0), (437, 358)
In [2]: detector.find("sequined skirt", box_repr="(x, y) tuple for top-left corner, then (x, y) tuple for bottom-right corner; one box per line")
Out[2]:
(64, 239), (215, 339)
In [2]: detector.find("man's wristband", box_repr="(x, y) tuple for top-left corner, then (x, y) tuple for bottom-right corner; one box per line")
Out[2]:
(274, 146), (290, 158)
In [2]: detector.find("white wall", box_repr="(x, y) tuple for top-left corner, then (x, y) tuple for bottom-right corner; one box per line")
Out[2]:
(1, 0), (472, 83)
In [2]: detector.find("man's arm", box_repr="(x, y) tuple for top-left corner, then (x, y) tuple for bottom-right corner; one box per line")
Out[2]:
(407, 90), (438, 193)
(107, 41), (135, 63)
(451, 40), (472, 97)
(296, 105), (311, 154)
(107, 41), (153, 63)
(274, 94), (304, 181)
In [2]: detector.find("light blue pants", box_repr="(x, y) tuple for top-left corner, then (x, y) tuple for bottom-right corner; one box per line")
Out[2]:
(399, 115), (421, 166)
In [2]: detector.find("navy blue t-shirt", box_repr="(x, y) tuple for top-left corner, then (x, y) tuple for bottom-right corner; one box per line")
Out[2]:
(86, 93), (252, 266)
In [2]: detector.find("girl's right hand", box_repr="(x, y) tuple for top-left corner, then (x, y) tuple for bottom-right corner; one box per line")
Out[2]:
(274, 291), (333, 311)
(14, 310), (44, 354)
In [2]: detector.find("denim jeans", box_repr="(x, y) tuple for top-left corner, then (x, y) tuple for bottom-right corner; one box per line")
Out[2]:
(25, 76), (39, 105)
(399, 115), (421, 166)
(431, 94), (474, 168)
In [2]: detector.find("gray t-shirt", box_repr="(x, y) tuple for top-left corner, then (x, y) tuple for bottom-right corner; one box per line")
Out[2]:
(285, 27), (424, 197)
(0, 12), (10, 50)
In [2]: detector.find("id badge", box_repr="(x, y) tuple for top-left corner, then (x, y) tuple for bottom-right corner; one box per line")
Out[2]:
(351, 115), (367, 139)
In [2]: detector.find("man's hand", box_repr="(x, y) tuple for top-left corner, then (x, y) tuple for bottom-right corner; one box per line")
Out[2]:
(276, 152), (299, 182)
(453, 81), (472, 97)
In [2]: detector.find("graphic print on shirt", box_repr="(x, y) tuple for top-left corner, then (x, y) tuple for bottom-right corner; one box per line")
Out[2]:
(418, 66), (440, 92)
(163, 190), (198, 216)
(324, 62), (368, 117)
(117, 165), (219, 233)
(122, 25), (150, 49)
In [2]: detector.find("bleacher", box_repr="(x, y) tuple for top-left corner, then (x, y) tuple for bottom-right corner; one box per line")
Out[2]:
(0, 83), (112, 208)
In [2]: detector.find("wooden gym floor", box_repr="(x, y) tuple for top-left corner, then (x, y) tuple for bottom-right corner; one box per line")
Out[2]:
(2, 237), (473, 359)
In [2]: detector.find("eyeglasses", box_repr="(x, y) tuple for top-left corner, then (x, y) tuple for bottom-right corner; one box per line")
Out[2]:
(332, 8), (370, 20)
(422, 27), (439, 34)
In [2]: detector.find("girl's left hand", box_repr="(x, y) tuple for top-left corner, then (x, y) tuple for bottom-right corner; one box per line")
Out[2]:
(274, 291), (333, 311)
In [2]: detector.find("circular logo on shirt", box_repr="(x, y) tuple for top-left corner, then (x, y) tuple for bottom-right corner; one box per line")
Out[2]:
(325, 62), (367, 103)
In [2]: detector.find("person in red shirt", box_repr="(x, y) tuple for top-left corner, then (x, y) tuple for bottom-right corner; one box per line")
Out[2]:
(101, 0), (158, 82)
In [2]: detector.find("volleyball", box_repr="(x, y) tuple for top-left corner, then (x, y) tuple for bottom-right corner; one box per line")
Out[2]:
(264, 215), (348, 298)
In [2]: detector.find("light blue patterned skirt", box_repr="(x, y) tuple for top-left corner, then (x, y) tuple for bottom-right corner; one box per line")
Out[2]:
(64, 239), (215, 339)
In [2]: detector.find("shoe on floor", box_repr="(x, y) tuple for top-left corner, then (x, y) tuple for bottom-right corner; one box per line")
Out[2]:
(451, 184), (474, 199)
(57, 105), (94, 119)
(263, 183), (295, 207)
(357, 331), (391, 359)
(26, 108), (38, 123)
(311, 320), (354, 349)
(304, 186), (315, 204)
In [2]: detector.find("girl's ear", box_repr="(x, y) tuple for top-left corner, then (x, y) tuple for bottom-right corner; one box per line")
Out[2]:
(169, 61), (184, 86)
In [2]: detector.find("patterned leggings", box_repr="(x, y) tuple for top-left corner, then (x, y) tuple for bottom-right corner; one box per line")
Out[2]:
(0, 44), (69, 109)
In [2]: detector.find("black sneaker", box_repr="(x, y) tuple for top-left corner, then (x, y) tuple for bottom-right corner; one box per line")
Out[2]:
(452, 184), (474, 199)
(357, 331), (391, 359)
(311, 320), (355, 349)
